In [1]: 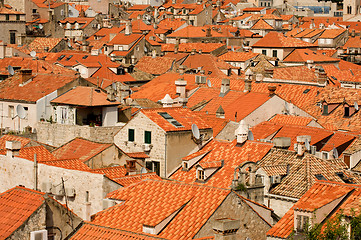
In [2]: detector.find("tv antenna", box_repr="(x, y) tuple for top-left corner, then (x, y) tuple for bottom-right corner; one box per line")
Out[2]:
(8, 65), (14, 76)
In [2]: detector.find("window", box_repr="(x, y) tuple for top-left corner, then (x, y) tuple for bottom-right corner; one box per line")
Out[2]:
(128, 129), (135, 142)
(344, 155), (351, 168)
(262, 50), (267, 55)
(16, 15), (20, 21)
(344, 106), (350, 117)
(315, 174), (327, 180)
(198, 169), (205, 180)
(322, 152), (329, 159)
(32, 9), (37, 13)
(272, 50), (277, 58)
(5, 15), (9, 21)
(322, 105), (328, 115)
(296, 215), (310, 232)
(144, 131), (151, 144)
(10, 32), (16, 44)
(146, 161), (152, 171)
(8, 106), (14, 118)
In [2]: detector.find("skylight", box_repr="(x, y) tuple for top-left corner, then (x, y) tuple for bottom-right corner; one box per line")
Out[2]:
(57, 55), (65, 61)
(66, 55), (73, 61)
(303, 89), (310, 94)
(315, 174), (327, 180)
(158, 112), (184, 128)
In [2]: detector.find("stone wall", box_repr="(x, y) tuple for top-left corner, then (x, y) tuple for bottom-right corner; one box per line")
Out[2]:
(36, 122), (121, 147)
(9, 204), (46, 240)
(195, 192), (272, 240)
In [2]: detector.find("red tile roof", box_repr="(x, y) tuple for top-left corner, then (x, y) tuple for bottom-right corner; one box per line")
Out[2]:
(112, 173), (162, 187)
(251, 19), (274, 30)
(0, 135), (31, 149)
(0, 186), (45, 239)
(269, 114), (314, 126)
(28, 38), (63, 53)
(167, 26), (227, 38)
(89, 166), (127, 179)
(92, 179), (231, 239)
(218, 51), (259, 62)
(267, 181), (361, 239)
(140, 107), (211, 132)
(108, 33), (143, 46)
(318, 29), (346, 39)
(51, 86), (121, 107)
(171, 140), (272, 188)
(52, 138), (112, 162)
(45, 158), (92, 171)
(282, 48), (339, 63)
(161, 42), (225, 53)
(70, 222), (166, 240)
(135, 56), (176, 75)
(252, 32), (317, 48)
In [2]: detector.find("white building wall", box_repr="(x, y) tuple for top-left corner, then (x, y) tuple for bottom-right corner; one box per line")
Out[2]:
(0, 101), (37, 132)
(0, 154), (121, 220)
(37, 90), (58, 122)
(102, 106), (118, 127)
(114, 112), (167, 177)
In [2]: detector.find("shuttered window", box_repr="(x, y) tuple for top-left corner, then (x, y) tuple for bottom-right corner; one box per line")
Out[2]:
(128, 129), (134, 142)
(144, 131), (151, 144)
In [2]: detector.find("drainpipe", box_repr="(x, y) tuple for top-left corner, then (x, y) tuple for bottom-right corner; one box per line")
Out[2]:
(164, 132), (167, 178)
(34, 153), (38, 191)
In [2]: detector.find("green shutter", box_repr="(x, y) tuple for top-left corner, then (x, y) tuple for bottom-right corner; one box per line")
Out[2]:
(145, 131), (151, 144)
(128, 129), (134, 142)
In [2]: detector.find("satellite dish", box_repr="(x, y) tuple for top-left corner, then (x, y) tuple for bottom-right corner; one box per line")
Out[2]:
(305, 138), (310, 151)
(191, 123), (200, 140)
(16, 104), (26, 119)
(67, 42), (72, 48)
(140, 167), (147, 174)
(248, 130), (254, 141)
(30, 51), (36, 58)
(39, 24), (43, 30)
(8, 65), (14, 76)
(207, 79), (212, 87)
(355, 101), (359, 111)
(333, 148), (339, 159)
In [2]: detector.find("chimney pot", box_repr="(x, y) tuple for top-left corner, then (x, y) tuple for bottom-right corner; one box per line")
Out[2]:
(268, 85), (276, 97)
(19, 69), (33, 84)
(6, 141), (21, 158)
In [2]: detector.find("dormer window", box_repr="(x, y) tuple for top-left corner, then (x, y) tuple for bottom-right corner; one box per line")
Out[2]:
(322, 104), (328, 115)
(197, 169), (205, 181)
(182, 161), (188, 170)
(344, 106), (350, 117)
(296, 214), (310, 232)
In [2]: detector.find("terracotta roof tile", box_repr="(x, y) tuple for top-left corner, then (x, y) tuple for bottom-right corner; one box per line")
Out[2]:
(126, 152), (149, 158)
(135, 56), (175, 75)
(108, 33), (143, 45)
(251, 19), (274, 30)
(45, 158), (91, 171)
(93, 179), (230, 239)
(52, 138), (112, 162)
(167, 26), (227, 38)
(218, 51), (259, 62)
(282, 49), (339, 63)
(112, 173), (162, 187)
(171, 140), (272, 188)
(161, 42), (225, 53)
(70, 222), (166, 240)
(51, 86), (121, 106)
(28, 38), (63, 53)
(0, 186), (45, 239)
(252, 32), (317, 48)
(319, 29), (346, 39)
(269, 114), (314, 126)
(140, 107), (211, 132)
(0, 135), (31, 149)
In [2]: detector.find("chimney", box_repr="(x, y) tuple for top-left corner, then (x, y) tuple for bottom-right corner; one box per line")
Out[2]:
(152, 50), (157, 58)
(0, 0), (4, 7)
(82, 41), (89, 52)
(175, 78), (187, 98)
(178, 65), (186, 74)
(235, 120), (248, 145)
(310, 19), (314, 29)
(264, 68), (274, 77)
(220, 78), (230, 95)
(268, 85), (276, 97)
(213, 218), (240, 240)
(191, 48), (196, 55)
(244, 79), (252, 93)
(316, 67), (327, 85)
(19, 69), (33, 84)
(172, 0), (176, 4)
(206, 27), (211, 37)
(273, 137), (291, 149)
(174, 46), (178, 54)
(351, 29), (356, 37)
(48, 10), (53, 22)
(216, 105), (225, 118)
(125, 21), (132, 35)
(296, 135), (311, 157)
(6, 141), (21, 158)
(198, 49), (202, 54)
(288, 23), (293, 31)
(106, 88), (116, 102)
(306, 60), (314, 69)
(131, 55), (136, 65)
(161, 94), (173, 107)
